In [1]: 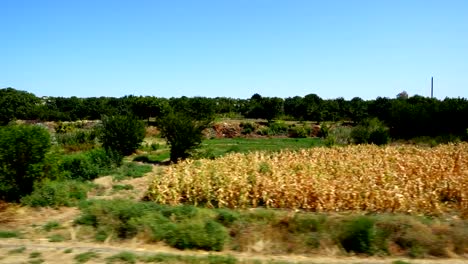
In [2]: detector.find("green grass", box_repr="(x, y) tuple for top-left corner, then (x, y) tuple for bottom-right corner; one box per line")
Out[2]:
(29, 251), (41, 258)
(133, 152), (170, 164)
(75, 200), (468, 258)
(43, 221), (60, 231)
(21, 180), (92, 208)
(111, 162), (153, 181)
(136, 137), (324, 162)
(112, 184), (134, 191)
(106, 251), (137, 264)
(198, 137), (324, 158)
(0, 230), (20, 238)
(74, 251), (100, 263)
(48, 234), (66, 242)
(138, 253), (238, 264)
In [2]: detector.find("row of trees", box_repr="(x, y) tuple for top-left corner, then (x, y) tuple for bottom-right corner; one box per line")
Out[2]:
(2, 87), (468, 139)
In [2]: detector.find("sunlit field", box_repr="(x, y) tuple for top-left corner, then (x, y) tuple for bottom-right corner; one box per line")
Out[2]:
(147, 143), (468, 215)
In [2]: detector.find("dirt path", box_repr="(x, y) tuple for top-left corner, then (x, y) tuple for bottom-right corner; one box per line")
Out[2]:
(1, 239), (467, 264)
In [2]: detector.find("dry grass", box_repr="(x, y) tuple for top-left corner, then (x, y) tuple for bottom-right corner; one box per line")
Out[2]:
(146, 143), (468, 215)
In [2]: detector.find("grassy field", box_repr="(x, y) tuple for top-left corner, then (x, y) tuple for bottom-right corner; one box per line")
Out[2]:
(136, 137), (324, 163)
(200, 137), (324, 156)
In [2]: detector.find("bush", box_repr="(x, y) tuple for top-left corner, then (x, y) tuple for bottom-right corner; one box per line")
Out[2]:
(351, 118), (390, 145)
(288, 126), (309, 138)
(55, 129), (97, 152)
(240, 122), (256, 135)
(59, 148), (119, 181)
(339, 216), (376, 254)
(76, 200), (228, 251)
(288, 214), (324, 233)
(43, 221), (60, 231)
(267, 121), (289, 135)
(325, 126), (353, 146)
(0, 230), (20, 238)
(215, 208), (241, 227)
(0, 124), (51, 201)
(21, 180), (91, 207)
(74, 251), (100, 263)
(59, 153), (100, 181)
(166, 220), (227, 251)
(318, 124), (330, 138)
(98, 115), (146, 158)
(106, 251), (137, 264)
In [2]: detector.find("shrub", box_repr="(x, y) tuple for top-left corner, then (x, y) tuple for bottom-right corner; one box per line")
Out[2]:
(318, 124), (330, 138)
(86, 147), (121, 170)
(0, 124), (51, 201)
(288, 214), (324, 233)
(29, 251), (41, 258)
(351, 118), (390, 145)
(21, 180), (91, 207)
(59, 153), (100, 181)
(55, 129), (97, 152)
(59, 148), (119, 181)
(48, 234), (66, 242)
(43, 221), (60, 231)
(111, 162), (153, 181)
(0, 230), (20, 238)
(74, 251), (100, 263)
(338, 216), (376, 254)
(165, 220), (227, 251)
(8, 246), (26, 254)
(98, 115), (146, 158)
(106, 251), (137, 264)
(288, 126), (309, 138)
(325, 126), (353, 146)
(240, 122), (256, 135)
(215, 208), (241, 227)
(267, 121), (289, 136)
(76, 200), (228, 251)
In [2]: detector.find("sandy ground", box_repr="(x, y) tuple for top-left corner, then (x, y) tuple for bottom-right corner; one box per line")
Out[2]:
(1, 239), (468, 264)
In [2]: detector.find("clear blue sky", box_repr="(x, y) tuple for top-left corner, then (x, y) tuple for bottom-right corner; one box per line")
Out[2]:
(2, 0), (467, 100)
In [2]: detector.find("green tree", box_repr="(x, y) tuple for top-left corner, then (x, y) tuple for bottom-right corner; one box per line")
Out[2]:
(348, 97), (368, 123)
(156, 107), (214, 163)
(351, 118), (390, 145)
(0, 88), (41, 125)
(303, 93), (323, 121)
(262, 97), (284, 122)
(0, 124), (51, 201)
(98, 115), (146, 159)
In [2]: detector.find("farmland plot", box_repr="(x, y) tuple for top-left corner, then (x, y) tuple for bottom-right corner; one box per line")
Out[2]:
(147, 143), (468, 215)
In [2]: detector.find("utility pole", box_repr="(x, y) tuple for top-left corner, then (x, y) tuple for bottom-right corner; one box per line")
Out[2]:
(431, 77), (433, 98)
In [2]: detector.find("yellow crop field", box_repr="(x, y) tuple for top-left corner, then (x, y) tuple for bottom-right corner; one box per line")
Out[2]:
(146, 143), (468, 215)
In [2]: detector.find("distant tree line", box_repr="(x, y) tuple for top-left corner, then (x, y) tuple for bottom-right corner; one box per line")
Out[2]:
(1, 87), (468, 139)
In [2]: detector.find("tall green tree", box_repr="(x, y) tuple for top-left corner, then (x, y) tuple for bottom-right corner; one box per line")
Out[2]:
(0, 88), (40, 125)
(0, 124), (51, 201)
(98, 115), (146, 159)
(156, 105), (214, 163)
